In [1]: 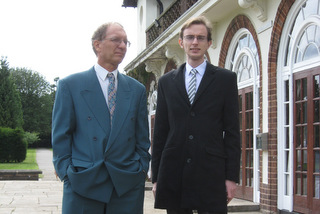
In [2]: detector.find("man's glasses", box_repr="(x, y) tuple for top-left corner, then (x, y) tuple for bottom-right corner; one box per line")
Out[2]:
(183, 35), (207, 42)
(104, 37), (131, 47)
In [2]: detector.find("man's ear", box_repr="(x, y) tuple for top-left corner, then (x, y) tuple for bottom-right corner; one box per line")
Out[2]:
(93, 40), (100, 54)
(178, 38), (183, 48)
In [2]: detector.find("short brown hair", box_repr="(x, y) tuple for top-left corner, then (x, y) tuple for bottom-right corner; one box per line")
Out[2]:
(179, 16), (212, 41)
(91, 22), (124, 55)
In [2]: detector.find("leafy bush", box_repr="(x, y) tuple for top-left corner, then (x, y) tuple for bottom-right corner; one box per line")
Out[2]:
(0, 127), (27, 163)
(24, 131), (40, 145)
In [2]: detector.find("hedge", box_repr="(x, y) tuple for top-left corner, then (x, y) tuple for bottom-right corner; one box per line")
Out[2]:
(0, 127), (27, 163)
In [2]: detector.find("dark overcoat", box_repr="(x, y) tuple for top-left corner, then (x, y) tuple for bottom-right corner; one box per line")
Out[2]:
(152, 63), (241, 213)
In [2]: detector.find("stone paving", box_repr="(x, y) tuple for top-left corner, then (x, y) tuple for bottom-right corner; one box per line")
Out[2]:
(0, 149), (261, 214)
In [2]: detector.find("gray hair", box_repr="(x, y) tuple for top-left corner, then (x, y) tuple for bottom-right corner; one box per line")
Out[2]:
(91, 22), (124, 55)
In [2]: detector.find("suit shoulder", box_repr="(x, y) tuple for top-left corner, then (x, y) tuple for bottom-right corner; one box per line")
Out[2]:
(122, 74), (146, 90)
(60, 68), (93, 83)
(159, 63), (185, 82)
(208, 64), (235, 78)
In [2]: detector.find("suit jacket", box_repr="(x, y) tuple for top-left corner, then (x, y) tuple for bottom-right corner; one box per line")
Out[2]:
(52, 67), (151, 203)
(152, 63), (240, 213)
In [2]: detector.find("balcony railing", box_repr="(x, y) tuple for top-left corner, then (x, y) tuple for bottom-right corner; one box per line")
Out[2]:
(146, 0), (199, 46)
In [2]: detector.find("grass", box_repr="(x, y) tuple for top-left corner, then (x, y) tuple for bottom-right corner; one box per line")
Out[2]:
(0, 149), (39, 170)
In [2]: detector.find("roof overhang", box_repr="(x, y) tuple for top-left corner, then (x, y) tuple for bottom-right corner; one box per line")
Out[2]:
(122, 0), (137, 8)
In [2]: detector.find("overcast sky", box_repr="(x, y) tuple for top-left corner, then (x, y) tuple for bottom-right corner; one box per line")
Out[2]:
(0, 0), (137, 83)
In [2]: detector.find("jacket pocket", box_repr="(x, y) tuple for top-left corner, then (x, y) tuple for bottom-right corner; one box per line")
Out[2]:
(205, 147), (227, 159)
(72, 158), (93, 169)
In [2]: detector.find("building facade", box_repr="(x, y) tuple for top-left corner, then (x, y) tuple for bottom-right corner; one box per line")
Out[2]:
(122, 0), (320, 213)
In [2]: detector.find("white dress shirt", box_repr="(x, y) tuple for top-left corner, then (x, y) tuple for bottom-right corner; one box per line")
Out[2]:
(185, 60), (207, 93)
(94, 63), (118, 106)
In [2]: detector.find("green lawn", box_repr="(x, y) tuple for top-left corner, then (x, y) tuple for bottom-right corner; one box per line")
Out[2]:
(0, 149), (39, 170)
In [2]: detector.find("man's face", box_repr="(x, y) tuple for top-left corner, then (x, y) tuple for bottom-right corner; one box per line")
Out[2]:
(95, 24), (128, 70)
(179, 24), (212, 65)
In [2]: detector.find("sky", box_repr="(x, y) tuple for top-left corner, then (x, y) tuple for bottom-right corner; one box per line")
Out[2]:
(0, 0), (138, 83)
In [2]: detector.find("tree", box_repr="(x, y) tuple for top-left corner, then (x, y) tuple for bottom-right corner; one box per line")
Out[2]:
(0, 57), (23, 128)
(10, 68), (54, 134)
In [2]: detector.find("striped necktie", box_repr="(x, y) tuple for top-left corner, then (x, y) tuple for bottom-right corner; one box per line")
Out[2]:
(188, 69), (197, 104)
(107, 73), (116, 123)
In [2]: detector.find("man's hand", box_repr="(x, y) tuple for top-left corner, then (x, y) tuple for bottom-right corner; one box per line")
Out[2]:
(152, 182), (157, 199)
(225, 180), (237, 204)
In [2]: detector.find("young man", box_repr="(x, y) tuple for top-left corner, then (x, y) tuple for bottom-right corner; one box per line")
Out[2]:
(52, 22), (150, 214)
(152, 16), (241, 214)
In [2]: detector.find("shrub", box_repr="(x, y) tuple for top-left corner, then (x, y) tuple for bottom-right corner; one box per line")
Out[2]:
(24, 131), (40, 145)
(0, 127), (27, 162)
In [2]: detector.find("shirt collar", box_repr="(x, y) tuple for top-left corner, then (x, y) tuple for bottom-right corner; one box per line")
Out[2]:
(186, 60), (207, 77)
(94, 63), (118, 81)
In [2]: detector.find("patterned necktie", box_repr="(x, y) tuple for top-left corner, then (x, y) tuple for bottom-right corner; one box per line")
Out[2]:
(188, 69), (197, 104)
(107, 73), (116, 123)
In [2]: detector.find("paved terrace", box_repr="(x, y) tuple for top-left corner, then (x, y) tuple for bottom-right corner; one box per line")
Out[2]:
(0, 149), (261, 214)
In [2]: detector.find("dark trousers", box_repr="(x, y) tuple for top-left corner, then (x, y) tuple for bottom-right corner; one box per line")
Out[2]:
(167, 209), (223, 214)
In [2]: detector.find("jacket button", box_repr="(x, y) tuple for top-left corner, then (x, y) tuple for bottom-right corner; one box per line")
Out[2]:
(188, 135), (194, 140)
(93, 137), (97, 141)
(186, 158), (192, 163)
(190, 112), (195, 117)
(88, 116), (92, 120)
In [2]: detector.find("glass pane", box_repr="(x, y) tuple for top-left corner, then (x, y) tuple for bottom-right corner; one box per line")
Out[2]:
(303, 26), (320, 61)
(314, 75), (320, 98)
(250, 168), (253, 187)
(239, 95), (242, 111)
(297, 150), (302, 170)
(285, 151), (289, 172)
(246, 150), (250, 166)
(303, 102), (308, 123)
(315, 100), (319, 122)
(303, 78), (307, 100)
(286, 127), (290, 149)
(296, 174), (301, 195)
(239, 113), (242, 130)
(303, 150), (308, 171)
(239, 168), (242, 185)
(285, 174), (290, 195)
(249, 92), (253, 109)
(304, 43), (319, 61)
(249, 111), (253, 128)
(246, 131), (250, 147)
(315, 150), (320, 172)
(285, 80), (289, 101)
(315, 175), (320, 199)
(296, 79), (301, 100)
(250, 150), (253, 167)
(246, 169), (250, 186)
(246, 112), (250, 129)
(303, 126), (308, 147)
(296, 103), (301, 124)
(245, 93), (250, 110)
(303, 174), (307, 195)
(285, 103), (289, 125)
(315, 125), (319, 147)
(296, 126), (301, 148)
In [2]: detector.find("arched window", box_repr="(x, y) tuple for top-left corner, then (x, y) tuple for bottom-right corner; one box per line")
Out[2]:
(278, 0), (320, 212)
(225, 28), (260, 202)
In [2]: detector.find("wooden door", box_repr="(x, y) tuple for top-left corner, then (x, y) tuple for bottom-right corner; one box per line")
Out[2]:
(293, 67), (320, 213)
(235, 86), (254, 200)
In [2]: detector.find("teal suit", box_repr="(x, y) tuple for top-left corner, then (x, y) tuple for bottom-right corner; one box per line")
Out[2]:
(52, 67), (151, 213)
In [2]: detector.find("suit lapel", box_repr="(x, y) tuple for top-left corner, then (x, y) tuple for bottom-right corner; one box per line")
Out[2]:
(193, 63), (217, 104)
(172, 63), (190, 105)
(106, 72), (131, 151)
(80, 68), (111, 134)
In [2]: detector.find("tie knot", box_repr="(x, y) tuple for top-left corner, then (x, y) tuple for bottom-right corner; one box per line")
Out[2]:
(107, 73), (115, 80)
(190, 69), (197, 76)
